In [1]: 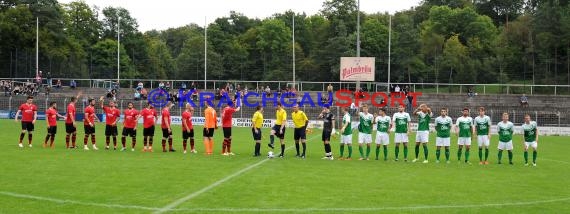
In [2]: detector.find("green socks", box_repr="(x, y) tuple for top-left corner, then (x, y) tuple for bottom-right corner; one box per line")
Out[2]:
(436, 149), (441, 161)
(533, 151), (537, 163)
(347, 145), (353, 158)
(403, 146), (408, 159)
(524, 151), (528, 163)
(457, 148), (462, 161)
(465, 150), (470, 162)
(508, 150), (513, 163)
(478, 148), (483, 161)
(445, 148), (450, 161)
(366, 146), (371, 158)
(340, 144), (345, 157)
(383, 145), (388, 160)
(415, 145), (420, 159)
(359, 146), (364, 158)
(395, 146), (400, 159)
(498, 150), (503, 163)
(485, 148), (489, 161)
(423, 144), (428, 160)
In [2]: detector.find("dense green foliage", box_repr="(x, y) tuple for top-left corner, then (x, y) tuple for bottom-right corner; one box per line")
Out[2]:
(1, 0), (570, 85)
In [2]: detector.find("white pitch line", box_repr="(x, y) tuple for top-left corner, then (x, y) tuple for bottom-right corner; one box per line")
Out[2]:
(171, 196), (570, 212)
(542, 158), (570, 165)
(154, 135), (321, 214)
(2, 190), (569, 213)
(0, 191), (159, 211)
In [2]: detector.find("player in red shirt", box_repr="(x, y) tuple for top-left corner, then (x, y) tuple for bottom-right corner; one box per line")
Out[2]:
(44, 102), (65, 148)
(100, 97), (121, 150)
(182, 103), (195, 154)
(141, 102), (158, 152)
(15, 96), (38, 148)
(122, 102), (140, 151)
(161, 102), (176, 152)
(221, 101), (240, 155)
(65, 94), (81, 149)
(83, 98), (100, 150)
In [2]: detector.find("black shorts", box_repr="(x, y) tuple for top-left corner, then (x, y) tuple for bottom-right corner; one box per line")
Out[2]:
(162, 128), (172, 138)
(183, 129), (194, 140)
(203, 128), (214, 137)
(122, 128), (137, 137)
(143, 126), (155, 137)
(322, 129), (332, 142)
(65, 123), (76, 133)
(47, 126), (57, 135)
(21, 122), (34, 132)
(105, 125), (118, 136)
(272, 125), (286, 139)
(294, 127), (306, 140)
(223, 127), (232, 138)
(252, 128), (262, 141)
(84, 125), (95, 135)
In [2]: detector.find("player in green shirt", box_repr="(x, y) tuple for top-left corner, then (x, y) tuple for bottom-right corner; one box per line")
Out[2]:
(522, 114), (539, 166)
(454, 108), (474, 164)
(413, 104), (432, 163)
(435, 108), (452, 163)
(497, 112), (514, 165)
(374, 108), (392, 160)
(339, 107), (353, 160)
(392, 105), (411, 161)
(358, 104), (374, 160)
(474, 107), (492, 165)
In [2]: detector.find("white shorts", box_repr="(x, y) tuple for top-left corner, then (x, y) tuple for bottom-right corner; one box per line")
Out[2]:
(358, 133), (372, 144)
(477, 135), (490, 147)
(458, 137), (472, 146)
(394, 133), (409, 143)
(415, 131), (429, 143)
(525, 141), (538, 149)
(341, 135), (352, 144)
(375, 132), (389, 145)
(436, 137), (450, 147)
(498, 141), (513, 150)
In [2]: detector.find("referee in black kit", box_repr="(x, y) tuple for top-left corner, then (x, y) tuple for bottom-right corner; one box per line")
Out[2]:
(318, 104), (335, 160)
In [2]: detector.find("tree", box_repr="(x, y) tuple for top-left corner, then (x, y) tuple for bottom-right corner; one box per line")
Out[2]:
(90, 39), (133, 79)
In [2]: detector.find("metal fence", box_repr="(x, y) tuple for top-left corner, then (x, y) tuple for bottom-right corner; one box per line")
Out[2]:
(1, 96), (568, 128)
(2, 78), (570, 96)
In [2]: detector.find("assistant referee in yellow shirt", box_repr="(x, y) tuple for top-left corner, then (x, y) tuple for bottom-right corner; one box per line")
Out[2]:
(252, 105), (264, 157)
(291, 103), (309, 158)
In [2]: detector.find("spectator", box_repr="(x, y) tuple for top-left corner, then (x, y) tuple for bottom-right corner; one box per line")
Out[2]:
(70, 80), (77, 89)
(265, 86), (271, 97)
(35, 73), (42, 86)
(520, 94), (529, 107)
(327, 84), (333, 93)
(350, 102), (358, 116)
(406, 90), (413, 113)
(159, 81), (165, 89)
(165, 81), (171, 91)
(395, 85), (401, 93)
(141, 88), (148, 99)
(12, 85), (21, 95)
(136, 81), (144, 91)
(467, 86), (476, 98)
(229, 83), (234, 93)
(181, 82), (187, 90)
(190, 82), (196, 91)
(55, 79), (62, 89)
(134, 90), (141, 101)
(46, 71), (52, 87)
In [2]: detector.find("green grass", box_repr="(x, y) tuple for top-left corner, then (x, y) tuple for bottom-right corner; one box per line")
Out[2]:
(0, 119), (569, 213)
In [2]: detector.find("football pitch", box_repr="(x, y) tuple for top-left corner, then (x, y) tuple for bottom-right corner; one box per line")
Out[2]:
(1, 120), (569, 213)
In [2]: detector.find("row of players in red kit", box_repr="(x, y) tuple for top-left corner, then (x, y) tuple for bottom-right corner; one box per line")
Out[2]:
(14, 96), (242, 155)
